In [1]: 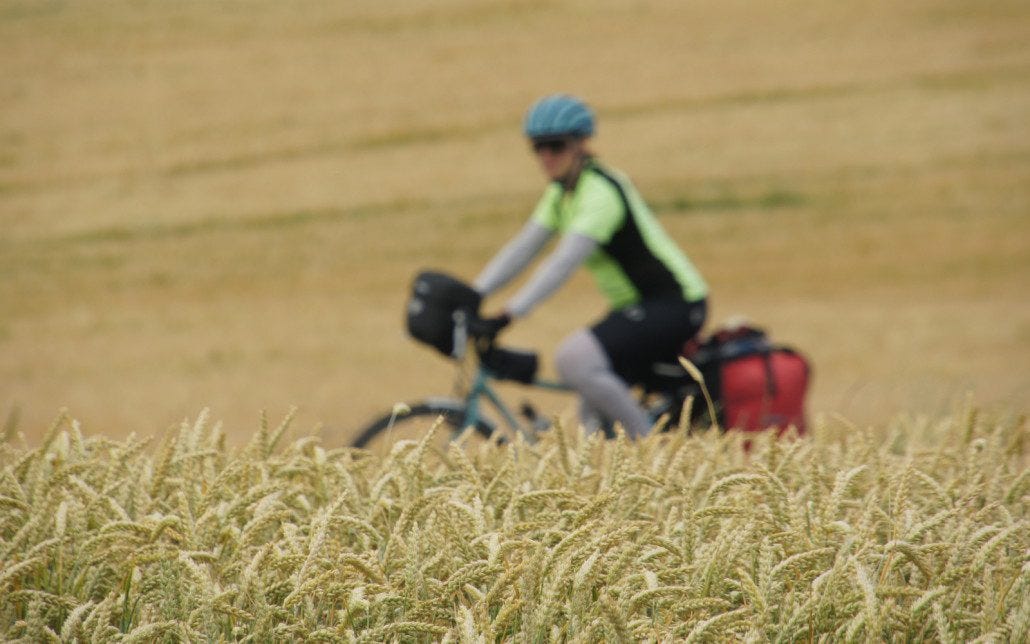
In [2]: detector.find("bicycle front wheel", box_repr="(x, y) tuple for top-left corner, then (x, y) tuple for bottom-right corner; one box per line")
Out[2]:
(351, 399), (496, 457)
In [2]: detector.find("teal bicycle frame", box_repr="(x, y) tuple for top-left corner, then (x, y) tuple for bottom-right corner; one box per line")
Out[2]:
(460, 362), (571, 442)
(456, 355), (682, 442)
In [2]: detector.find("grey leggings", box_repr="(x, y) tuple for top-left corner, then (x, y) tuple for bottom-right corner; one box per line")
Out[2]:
(555, 329), (652, 439)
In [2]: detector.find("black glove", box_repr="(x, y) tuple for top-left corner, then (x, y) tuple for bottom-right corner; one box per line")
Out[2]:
(469, 312), (512, 344)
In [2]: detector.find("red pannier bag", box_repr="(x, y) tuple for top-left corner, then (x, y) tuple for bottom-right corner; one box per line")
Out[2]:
(690, 321), (811, 436)
(720, 347), (809, 436)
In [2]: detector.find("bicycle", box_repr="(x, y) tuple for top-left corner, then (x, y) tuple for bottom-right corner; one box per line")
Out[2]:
(347, 270), (808, 455)
(349, 269), (705, 454)
(350, 338), (699, 455)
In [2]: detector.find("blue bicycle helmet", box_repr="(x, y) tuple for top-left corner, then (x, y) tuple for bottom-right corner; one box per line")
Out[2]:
(523, 94), (595, 139)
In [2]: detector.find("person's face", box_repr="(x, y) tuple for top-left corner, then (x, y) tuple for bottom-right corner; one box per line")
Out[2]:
(530, 137), (584, 182)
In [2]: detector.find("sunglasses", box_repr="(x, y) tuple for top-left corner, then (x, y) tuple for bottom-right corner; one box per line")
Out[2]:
(531, 138), (570, 154)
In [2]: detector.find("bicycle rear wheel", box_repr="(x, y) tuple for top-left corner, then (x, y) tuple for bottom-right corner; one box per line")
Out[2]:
(351, 399), (496, 457)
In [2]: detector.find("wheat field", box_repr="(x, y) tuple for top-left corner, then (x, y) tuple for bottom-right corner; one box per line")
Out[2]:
(1, 3), (1029, 638)
(1, 407), (1026, 641)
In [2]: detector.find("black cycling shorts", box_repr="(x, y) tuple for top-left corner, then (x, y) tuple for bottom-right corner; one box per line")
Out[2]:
(590, 298), (708, 384)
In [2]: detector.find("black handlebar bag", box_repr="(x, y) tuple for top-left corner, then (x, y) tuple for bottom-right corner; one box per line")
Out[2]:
(406, 271), (482, 359)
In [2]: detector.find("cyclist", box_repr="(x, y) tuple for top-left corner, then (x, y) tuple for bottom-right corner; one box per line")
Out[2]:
(472, 94), (709, 439)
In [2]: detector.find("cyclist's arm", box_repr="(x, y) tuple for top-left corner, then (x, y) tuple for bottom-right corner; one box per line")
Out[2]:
(474, 220), (553, 296)
(505, 232), (598, 318)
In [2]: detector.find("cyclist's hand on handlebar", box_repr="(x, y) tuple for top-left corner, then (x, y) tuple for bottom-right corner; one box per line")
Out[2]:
(469, 312), (512, 345)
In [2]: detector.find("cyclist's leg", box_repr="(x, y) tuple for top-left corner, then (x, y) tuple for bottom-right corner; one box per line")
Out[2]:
(577, 398), (610, 436)
(574, 298), (708, 438)
(555, 329), (652, 439)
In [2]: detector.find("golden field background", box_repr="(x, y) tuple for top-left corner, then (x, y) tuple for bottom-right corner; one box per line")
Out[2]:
(1, 0), (1028, 443)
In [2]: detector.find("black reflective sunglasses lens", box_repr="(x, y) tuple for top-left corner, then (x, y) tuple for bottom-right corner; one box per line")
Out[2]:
(532, 139), (568, 153)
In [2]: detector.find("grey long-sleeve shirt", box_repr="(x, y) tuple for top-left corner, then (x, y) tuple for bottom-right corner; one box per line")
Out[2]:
(474, 220), (598, 319)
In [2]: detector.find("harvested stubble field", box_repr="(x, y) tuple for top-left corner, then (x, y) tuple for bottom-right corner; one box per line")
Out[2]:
(1, 0), (1028, 440)
(0, 409), (1027, 641)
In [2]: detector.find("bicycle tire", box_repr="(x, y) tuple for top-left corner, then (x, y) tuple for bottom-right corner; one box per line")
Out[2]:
(351, 399), (496, 453)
